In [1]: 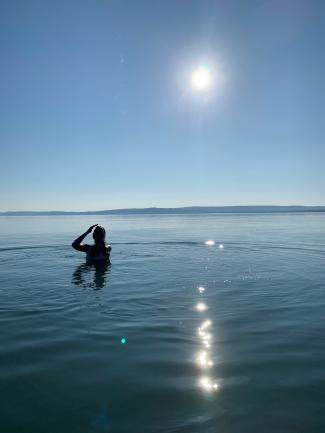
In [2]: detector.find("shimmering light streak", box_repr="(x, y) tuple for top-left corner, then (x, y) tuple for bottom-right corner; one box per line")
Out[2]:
(197, 351), (214, 368)
(194, 282), (218, 393)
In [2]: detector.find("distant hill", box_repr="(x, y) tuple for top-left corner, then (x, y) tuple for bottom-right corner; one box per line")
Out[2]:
(1, 206), (325, 216)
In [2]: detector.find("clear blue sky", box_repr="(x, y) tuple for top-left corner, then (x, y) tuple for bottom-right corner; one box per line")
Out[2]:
(1, 0), (324, 211)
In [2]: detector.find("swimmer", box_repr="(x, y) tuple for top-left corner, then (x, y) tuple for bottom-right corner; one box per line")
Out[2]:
(72, 224), (111, 262)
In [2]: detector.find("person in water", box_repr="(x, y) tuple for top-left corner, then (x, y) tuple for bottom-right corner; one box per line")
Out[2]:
(72, 224), (111, 262)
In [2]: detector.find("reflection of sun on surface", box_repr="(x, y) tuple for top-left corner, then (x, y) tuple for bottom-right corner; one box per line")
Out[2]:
(203, 333), (211, 342)
(205, 240), (215, 246)
(197, 351), (208, 366)
(201, 320), (211, 328)
(192, 66), (212, 91)
(195, 318), (218, 391)
(197, 351), (214, 368)
(196, 302), (207, 312)
(199, 377), (219, 392)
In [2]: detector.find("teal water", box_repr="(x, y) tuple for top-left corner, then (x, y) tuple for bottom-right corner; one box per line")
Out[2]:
(0, 213), (324, 433)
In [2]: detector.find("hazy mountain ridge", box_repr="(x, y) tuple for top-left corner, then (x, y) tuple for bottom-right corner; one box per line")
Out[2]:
(1, 206), (325, 216)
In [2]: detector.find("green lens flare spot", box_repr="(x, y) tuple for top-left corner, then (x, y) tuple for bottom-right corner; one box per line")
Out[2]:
(121, 337), (126, 344)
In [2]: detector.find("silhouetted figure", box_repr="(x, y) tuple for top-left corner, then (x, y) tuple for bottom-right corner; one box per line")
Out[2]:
(72, 224), (111, 263)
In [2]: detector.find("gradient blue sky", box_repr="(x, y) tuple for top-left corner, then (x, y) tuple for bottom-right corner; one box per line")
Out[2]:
(1, 0), (324, 211)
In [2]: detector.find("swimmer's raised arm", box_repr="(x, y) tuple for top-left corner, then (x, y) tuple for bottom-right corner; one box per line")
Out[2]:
(72, 224), (98, 252)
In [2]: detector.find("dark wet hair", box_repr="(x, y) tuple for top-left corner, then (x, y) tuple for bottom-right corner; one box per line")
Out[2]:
(88, 226), (108, 258)
(93, 226), (106, 244)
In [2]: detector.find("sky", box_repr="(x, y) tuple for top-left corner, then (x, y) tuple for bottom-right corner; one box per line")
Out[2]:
(0, 0), (324, 211)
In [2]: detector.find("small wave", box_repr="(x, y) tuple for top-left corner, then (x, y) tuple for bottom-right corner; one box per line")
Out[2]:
(116, 241), (201, 246)
(239, 242), (325, 255)
(0, 245), (63, 252)
(0, 241), (324, 255)
(0, 242), (201, 253)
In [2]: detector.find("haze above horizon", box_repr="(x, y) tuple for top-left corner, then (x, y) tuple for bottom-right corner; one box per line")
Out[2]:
(1, 0), (324, 211)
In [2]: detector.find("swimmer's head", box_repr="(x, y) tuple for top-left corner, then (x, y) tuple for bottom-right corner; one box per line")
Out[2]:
(93, 225), (106, 244)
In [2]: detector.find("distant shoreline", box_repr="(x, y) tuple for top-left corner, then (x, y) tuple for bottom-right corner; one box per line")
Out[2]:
(1, 206), (325, 216)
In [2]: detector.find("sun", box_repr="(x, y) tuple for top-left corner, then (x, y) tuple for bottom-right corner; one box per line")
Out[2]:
(191, 66), (212, 91)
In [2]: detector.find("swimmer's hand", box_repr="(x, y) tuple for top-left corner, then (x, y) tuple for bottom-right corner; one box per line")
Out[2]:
(86, 224), (98, 234)
(72, 225), (98, 251)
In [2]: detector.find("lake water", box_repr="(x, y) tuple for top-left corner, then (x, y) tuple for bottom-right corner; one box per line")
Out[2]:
(0, 213), (324, 433)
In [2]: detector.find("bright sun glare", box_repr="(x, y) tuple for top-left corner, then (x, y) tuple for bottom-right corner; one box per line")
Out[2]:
(191, 66), (212, 91)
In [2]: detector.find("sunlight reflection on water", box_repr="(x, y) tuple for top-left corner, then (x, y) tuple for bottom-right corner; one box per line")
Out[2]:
(196, 302), (207, 312)
(194, 288), (218, 393)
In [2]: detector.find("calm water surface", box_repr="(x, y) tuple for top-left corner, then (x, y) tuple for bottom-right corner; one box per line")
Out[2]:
(0, 214), (324, 433)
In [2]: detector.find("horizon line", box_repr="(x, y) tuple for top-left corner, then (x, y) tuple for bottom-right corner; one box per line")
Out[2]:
(1, 205), (325, 214)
